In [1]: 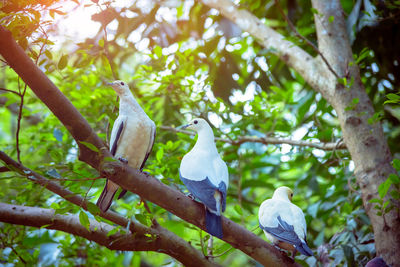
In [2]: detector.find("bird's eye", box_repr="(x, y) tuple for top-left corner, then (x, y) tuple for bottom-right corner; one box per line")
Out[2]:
(194, 120), (198, 124)
(120, 82), (125, 85)
(291, 193), (293, 197)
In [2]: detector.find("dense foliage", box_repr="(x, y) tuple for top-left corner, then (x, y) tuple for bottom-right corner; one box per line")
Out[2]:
(0, 0), (399, 266)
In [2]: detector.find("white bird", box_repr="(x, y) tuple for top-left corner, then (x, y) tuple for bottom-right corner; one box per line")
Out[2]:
(96, 80), (156, 212)
(179, 118), (229, 238)
(258, 186), (313, 257)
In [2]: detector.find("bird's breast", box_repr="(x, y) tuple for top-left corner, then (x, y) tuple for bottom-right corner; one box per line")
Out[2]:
(114, 117), (153, 169)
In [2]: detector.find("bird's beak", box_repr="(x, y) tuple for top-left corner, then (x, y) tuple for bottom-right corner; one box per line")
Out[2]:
(178, 124), (191, 130)
(107, 82), (114, 86)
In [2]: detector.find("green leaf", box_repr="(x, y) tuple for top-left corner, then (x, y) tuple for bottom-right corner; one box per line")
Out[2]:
(341, 244), (355, 266)
(98, 39), (104, 47)
(87, 202), (101, 216)
(44, 50), (53, 59)
(389, 173), (400, 184)
(104, 157), (117, 162)
(378, 178), (392, 198)
(58, 54), (68, 70)
(369, 198), (382, 204)
(234, 205), (243, 215)
(156, 148), (164, 162)
(387, 93), (400, 101)
(328, 16), (334, 23)
(107, 226), (120, 237)
(135, 214), (149, 226)
(393, 159), (400, 171)
(390, 190), (400, 199)
(79, 141), (99, 152)
(310, 8), (320, 15)
(354, 48), (371, 64)
(79, 211), (90, 231)
(154, 46), (162, 58)
(368, 112), (382, 124)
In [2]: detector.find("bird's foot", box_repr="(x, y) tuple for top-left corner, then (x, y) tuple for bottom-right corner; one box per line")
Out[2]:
(290, 249), (297, 261)
(118, 157), (128, 164)
(186, 193), (196, 200)
(140, 170), (150, 177)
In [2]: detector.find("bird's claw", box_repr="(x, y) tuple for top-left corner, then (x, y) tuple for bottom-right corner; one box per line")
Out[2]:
(118, 157), (128, 164)
(187, 193), (195, 200)
(141, 170), (150, 177)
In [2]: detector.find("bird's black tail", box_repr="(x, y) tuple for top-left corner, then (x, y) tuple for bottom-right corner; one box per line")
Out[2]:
(205, 209), (223, 238)
(296, 241), (313, 256)
(96, 180), (117, 213)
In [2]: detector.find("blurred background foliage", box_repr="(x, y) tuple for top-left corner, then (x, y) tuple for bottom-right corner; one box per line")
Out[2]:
(0, 0), (399, 266)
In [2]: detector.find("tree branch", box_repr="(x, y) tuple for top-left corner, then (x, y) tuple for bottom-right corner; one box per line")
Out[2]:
(0, 202), (187, 254)
(0, 150), (216, 267)
(198, 0), (332, 98)
(0, 26), (300, 266)
(274, 0), (339, 79)
(160, 126), (346, 151)
(310, 1), (399, 265)
(15, 83), (27, 163)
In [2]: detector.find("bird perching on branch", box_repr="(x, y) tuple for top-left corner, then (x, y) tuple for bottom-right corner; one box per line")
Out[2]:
(259, 186), (313, 258)
(179, 118), (229, 238)
(96, 80), (156, 212)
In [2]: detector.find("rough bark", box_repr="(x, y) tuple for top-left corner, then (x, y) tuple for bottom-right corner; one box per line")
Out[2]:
(0, 26), (299, 267)
(197, 0), (400, 265)
(311, 1), (400, 265)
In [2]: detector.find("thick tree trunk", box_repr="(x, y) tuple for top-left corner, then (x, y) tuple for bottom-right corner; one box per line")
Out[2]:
(198, 0), (400, 264)
(311, 1), (400, 265)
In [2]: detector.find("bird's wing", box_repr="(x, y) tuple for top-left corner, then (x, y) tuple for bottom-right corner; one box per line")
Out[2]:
(259, 200), (302, 246)
(180, 149), (228, 213)
(110, 116), (127, 156)
(213, 156), (229, 188)
(289, 204), (308, 240)
(180, 173), (219, 210)
(139, 121), (156, 170)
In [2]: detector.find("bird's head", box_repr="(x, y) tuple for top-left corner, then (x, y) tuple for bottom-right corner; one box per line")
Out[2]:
(181, 118), (209, 132)
(274, 186), (294, 201)
(107, 80), (130, 96)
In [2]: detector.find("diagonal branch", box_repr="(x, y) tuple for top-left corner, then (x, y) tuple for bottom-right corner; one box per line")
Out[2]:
(0, 202), (180, 253)
(197, 0), (332, 98)
(274, 0), (339, 79)
(0, 150), (216, 267)
(160, 126), (346, 150)
(0, 25), (300, 266)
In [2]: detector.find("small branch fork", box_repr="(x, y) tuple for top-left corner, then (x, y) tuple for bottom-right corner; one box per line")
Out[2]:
(160, 126), (346, 151)
(274, 0), (340, 79)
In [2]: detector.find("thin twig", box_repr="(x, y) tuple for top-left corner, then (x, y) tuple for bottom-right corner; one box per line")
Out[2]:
(141, 199), (159, 227)
(46, 176), (102, 182)
(0, 87), (21, 96)
(274, 0), (340, 79)
(0, 234), (27, 264)
(14, 31), (48, 163)
(160, 126), (347, 151)
(207, 246), (235, 259)
(15, 84), (26, 163)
